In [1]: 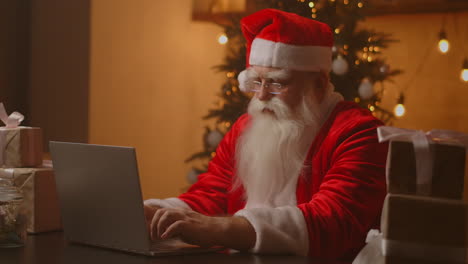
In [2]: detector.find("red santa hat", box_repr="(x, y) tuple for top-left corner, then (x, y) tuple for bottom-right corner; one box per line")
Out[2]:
(237, 9), (334, 92)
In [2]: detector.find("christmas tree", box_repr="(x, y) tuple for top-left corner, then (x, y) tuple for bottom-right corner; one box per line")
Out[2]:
(185, 0), (402, 183)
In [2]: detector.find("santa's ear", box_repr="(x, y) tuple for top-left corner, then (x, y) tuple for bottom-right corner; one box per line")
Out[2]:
(313, 71), (328, 103)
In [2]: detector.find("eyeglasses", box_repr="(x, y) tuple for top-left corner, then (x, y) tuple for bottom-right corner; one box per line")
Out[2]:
(250, 80), (287, 95)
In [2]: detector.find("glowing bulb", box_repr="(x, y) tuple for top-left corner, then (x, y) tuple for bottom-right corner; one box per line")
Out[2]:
(394, 93), (406, 117)
(358, 2), (363, 8)
(461, 59), (468, 82)
(438, 31), (449, 54)
(461, 70), (468, 82)
(438, 39), (449, 53)
(334, 28), (340, 34)
(344, 0), (349, 4)
(309, 2), (315, 8)
(394, 104), (405, 117)
(217, 33), (228, 45)
(312, 14), (317, 18)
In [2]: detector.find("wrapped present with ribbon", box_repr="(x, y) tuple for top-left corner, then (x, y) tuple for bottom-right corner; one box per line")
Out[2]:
(0, 103), (43, 168)
(0, 167), (62, 233)
(378, 126), (468, 200)
(353, 194), (468, 264)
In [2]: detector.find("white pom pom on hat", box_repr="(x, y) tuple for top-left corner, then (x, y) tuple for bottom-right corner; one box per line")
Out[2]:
(237, 9), (334, 92)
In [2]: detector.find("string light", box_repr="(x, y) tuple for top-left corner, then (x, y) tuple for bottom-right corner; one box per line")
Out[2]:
(357, 2), (364, 8)
(344, 0), (349, 4)
(394, 94), (406, 117)
(334, 28), (340, 34)
(217, 33), (228, 45)
(226, 72), (234, 78)
(369, 105), (375, 112)
(461, 58), (468, 82)
(312, 14), (317, 18)
(438, 30), (449, 54)
(309, 2), (315, 8)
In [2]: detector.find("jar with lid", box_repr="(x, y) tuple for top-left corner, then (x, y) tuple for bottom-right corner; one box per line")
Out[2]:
(0, 178), (27, 248)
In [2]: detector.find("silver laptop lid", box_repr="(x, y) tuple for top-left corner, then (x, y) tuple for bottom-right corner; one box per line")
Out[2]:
(49, 141), (150, 252)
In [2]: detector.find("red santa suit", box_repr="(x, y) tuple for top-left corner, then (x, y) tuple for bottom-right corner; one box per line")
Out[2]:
(145, 9), (387, 260)
(145, 100), (387, 259)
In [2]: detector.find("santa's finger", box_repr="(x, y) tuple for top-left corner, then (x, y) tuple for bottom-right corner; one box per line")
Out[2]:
(150, 208), (167, 240)
(157, 210), (183, 238)
(161, 220), (186, 239)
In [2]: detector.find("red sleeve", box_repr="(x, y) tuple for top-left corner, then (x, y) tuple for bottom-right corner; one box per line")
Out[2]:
(298, 119), (388, 259)
(178, 115), (249, 216)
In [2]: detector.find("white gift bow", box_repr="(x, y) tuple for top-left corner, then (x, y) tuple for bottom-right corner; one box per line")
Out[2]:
(0, 103), (24, 128)
(377, 126), (468, 195)
(0, 103), (25, 167)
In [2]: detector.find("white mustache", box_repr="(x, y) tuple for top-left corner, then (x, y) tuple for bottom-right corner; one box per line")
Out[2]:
(248, 97), (292, 120)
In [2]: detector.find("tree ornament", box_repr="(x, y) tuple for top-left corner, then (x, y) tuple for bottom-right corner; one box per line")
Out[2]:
(332, 45), (338, 53)
(379, 64), (390, 74)
(206, 130), (224, 148)
(358, 78), (374, 100)
(332, 55), (349, 75)
(186, 169), (199, 184)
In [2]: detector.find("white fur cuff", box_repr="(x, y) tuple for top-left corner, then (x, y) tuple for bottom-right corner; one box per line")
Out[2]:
(234, 206), (309, 256)
(143, 197), (191, 210)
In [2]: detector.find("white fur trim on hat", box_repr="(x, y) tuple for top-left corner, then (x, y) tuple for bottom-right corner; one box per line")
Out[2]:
(237, 69), (250, 92)
(250, 38), (332, 72)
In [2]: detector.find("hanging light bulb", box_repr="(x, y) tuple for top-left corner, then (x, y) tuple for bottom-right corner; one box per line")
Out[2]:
(461, 58), (468, 82)
(394, 94), (406, 117)
(217, 33), (228, 45)
(438, 30), (449, 54)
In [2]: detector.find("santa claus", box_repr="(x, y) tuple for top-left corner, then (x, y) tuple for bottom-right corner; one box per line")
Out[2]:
(144, 8), (387, 260)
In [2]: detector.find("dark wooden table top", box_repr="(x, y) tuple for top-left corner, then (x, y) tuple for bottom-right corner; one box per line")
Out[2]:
(0, 232), (351, 264)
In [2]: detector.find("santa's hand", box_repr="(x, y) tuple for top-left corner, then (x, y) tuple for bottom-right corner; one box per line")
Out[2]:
(150, 208), (225, 247)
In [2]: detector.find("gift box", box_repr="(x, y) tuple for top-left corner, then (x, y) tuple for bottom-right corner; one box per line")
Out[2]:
(0, 103), (43, 168)
(387, 140), (465, 199)
(378, 127), (467, 200)
(354, 194), (468, 264)
(0, 167), (62, 233)
(0, 127), (43, 168)
(382, 194), (466, 263)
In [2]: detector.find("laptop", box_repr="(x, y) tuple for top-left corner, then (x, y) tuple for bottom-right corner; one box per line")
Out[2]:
(49, 141), (222, 256)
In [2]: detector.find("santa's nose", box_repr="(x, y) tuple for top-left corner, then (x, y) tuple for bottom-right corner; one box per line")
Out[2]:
(256, 87), (274, 101)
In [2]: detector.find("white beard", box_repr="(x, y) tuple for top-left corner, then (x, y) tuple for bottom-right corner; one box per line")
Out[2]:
(234, 93), (326, 208)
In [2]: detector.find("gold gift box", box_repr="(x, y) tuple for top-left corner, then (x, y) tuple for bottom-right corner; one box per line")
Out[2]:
(1, 167), (62, 233)
(0, 127), (43, 168)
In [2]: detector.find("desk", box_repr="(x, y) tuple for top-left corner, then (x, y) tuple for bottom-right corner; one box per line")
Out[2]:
(1, 232), (350, 264)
